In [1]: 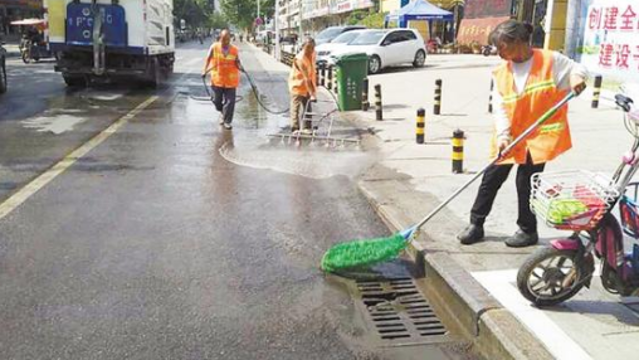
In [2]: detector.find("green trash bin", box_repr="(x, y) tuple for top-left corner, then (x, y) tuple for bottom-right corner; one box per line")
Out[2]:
(333, 53), (369, 111)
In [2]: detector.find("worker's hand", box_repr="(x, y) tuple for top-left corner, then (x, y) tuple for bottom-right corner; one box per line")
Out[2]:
(497, 138), (510, 154)
(310, 94), (317, 102)
(570, 75), (587, 96)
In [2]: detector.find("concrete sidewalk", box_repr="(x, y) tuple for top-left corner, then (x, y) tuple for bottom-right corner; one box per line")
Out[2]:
(350, 55), (639, 359)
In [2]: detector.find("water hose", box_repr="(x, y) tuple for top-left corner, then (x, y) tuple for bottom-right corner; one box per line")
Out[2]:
(201, 62), (343, 123)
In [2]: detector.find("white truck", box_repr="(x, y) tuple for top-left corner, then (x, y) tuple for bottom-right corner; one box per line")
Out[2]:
(44, 0), (175, 87)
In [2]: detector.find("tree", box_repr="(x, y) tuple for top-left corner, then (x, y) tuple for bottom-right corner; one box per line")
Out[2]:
(209, 12), (229, 30)
(221, 0), (274, 31)
(174, 0), (216, 29)
(345, 8), (386, 29)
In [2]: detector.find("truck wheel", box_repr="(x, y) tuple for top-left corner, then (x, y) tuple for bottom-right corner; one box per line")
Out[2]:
(148, 58), (162, 88)
(0, 62), (7, 94)
(146, 58), (162, 89)
(63, 74), (85, 87)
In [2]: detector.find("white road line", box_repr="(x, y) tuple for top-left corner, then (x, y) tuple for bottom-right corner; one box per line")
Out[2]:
(0, 96), (158, 220)
(472, 269), (594, 360)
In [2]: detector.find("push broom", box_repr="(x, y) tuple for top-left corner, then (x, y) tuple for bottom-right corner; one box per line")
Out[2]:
(321, 92), (576, 273)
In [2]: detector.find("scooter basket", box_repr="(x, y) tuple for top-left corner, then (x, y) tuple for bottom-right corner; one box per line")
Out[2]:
(531, 170), (618, 231)
(620, 182), (639, 238)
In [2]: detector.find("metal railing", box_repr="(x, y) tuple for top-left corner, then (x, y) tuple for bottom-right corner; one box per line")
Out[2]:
(280, 51), (295, 67)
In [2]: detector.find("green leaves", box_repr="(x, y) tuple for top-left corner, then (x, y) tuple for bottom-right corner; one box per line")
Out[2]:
(173, 0), (216, 28)
(221, 0), (274, 30)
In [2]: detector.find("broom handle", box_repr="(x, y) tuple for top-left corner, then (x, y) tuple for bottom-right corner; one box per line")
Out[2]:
(412, 92), (576, 233)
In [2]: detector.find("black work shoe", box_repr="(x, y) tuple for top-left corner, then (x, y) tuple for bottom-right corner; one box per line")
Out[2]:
(457, 224), (484, 245)
(505, 229), (539, 248)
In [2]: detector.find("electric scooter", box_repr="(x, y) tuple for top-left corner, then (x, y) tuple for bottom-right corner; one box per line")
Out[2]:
(517, 86), (639, 306)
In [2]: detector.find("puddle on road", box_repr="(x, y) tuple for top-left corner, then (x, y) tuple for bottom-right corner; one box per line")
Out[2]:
(18, 87), (131, 134)
(22, 113), (86, 134)
(180, 83), (378, 180)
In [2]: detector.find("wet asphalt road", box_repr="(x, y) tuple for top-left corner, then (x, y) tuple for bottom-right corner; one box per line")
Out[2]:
(0, 41), (476, 359)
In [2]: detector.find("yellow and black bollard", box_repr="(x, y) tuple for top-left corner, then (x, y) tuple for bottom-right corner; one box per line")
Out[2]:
(592, 75), (603, 109)
(488, 79), (494, 113)
(375, 84), (383, 121)
(320, 64), (326, 87)
(327, 66), (333, 91)
(416, 108), (425, 144)
(362, 78), (370, 111)
(434, 79), (442, 115)
(333, 67), (338, 95)
(452, 129), (464, 174)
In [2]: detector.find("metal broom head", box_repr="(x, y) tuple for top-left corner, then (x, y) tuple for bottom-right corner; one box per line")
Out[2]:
(320, 233), (408, 273)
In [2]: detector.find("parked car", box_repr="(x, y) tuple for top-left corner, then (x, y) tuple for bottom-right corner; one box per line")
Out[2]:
(0, 39), (6, 94)
(331, 29), (427, 74)
(315, 25), (366, 46)
(316, 29), (366, 64)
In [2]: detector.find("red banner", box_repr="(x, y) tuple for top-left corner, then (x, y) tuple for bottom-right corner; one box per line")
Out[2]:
(458, 16), (509, 45)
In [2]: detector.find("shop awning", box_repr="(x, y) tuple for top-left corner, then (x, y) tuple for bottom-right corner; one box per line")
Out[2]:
(385, 0), (454, 23)
(10, 18), (46, 26)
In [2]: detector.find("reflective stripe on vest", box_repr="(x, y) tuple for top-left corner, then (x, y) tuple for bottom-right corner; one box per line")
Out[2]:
(210, 43), (240, 88)
(491, 49), (571, 165)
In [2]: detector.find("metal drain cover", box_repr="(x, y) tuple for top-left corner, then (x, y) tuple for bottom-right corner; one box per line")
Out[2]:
(353, 277), (448, 346)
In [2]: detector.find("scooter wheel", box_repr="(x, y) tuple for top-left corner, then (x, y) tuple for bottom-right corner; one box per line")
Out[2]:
(516, 246), (587, 307)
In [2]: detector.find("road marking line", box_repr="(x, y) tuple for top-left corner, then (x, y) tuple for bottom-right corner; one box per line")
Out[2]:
(472, 269), (593, 360)
(0, 96), (158, 220)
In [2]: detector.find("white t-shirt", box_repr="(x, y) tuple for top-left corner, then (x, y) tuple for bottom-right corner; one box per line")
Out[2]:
(493, 52), (589, 142)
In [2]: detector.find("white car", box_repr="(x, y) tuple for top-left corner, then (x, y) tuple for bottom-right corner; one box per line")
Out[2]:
(315, 30), (367, 64)
(331, 29), (427, 74)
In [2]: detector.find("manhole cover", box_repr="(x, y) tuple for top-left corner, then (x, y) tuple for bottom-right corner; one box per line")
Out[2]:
(353, 277), (448, 346)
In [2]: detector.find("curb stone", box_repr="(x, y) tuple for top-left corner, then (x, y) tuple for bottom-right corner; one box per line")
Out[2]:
(254, 47), (555, 359)
(357, 174), (554, 360)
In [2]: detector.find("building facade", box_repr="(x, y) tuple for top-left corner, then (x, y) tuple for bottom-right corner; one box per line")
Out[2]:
(277, 0), (375, 35)
(0, 0), (43, 36)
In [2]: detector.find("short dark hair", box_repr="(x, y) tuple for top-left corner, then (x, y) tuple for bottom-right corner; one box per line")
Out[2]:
(303, 37), (315, 48)
(489, 20), (534, 46)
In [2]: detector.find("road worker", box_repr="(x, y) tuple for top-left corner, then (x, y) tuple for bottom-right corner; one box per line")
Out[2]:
(457, 20), (588, 247)
(202, 29), (241, 130)
(288, 38), (317, 134)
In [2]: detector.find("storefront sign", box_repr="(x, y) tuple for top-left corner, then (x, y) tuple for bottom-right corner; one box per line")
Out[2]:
(578, 0), (639, 80)
(458, 16), (509, 44)
(330, 0), (373, 15)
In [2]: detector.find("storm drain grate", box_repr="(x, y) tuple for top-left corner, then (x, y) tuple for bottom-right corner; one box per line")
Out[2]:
(355, 277), (448, 345)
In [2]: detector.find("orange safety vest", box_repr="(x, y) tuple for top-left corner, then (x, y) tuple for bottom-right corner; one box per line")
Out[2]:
(289, 51), (317, 96)
(209, 43), (240, 88)
(491, 49), (571, 165)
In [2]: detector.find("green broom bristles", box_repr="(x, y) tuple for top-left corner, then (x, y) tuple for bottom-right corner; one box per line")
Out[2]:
(320, 233), (408, 272)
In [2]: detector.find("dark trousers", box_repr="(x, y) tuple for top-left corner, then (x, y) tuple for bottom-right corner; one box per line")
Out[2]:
(290, 94), (312, 130)
(470, 153), (545, 233)
(212, 86), (237, 124)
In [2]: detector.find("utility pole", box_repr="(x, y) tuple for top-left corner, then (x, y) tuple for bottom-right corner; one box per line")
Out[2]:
(275, 0), (280, 60)
(298, 0), (303, 39)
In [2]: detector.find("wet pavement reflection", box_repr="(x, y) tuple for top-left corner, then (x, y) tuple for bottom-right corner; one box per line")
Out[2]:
(0, 42), (479, 359)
